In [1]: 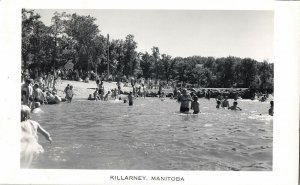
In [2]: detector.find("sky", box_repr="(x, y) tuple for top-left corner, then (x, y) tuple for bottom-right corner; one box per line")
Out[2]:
(34, 9), (274, 62)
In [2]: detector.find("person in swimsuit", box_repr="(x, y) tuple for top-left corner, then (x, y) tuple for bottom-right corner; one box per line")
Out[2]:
(31, 102), (43, 114)
(228, 101), (242, 111)
(103, 91), (110, 101)
(142, 84), (146, 98)
(128, 92), (133, 106)
(20, 105), (52, 168)
(46, 91), (56, 104)
(33, 84), (45, 104)
(64, 84), (70, 99)
(66, 85), (74, 103)
(269, 100), (274, 116)
(21, 79), (33, 106)
(93, 88), (100, 100)
(191, 96), (200, 114)
(221, 96), (229, 109)
(180, 89), (192, 113)
(160, 92), (165, 101)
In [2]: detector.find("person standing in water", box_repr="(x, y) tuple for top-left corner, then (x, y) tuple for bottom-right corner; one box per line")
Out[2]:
(128, 92), (133, 106)
(142, 84), (146, 98)
(64, 84), (70, 99)
(66, 85), (74, 103)
(20, 105), (52, 168)
(21, 79), (33, 106)
(221, 96), (229, 109)
(269, 100), (274, 116)
(179, 89), (192, 113)
(191, 96), (200, 114)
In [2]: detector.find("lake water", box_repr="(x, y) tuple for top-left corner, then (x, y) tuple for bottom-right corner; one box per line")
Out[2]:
(30, 98), (272, 170)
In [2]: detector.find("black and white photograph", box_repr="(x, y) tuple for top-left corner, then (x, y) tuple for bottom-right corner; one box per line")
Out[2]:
(20, 9), (274, 170)
(0, 0), (299, 185)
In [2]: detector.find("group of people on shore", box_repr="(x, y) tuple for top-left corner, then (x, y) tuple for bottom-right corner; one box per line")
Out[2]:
(21, 78), (62, 111)
(20, 76), (81, 168)
(20, 77), (77, 168)
(21, 77), (78, 112)
(20, 77), (59, 167)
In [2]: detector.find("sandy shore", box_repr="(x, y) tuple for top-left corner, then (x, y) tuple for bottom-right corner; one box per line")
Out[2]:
(55, 79), (133, 99)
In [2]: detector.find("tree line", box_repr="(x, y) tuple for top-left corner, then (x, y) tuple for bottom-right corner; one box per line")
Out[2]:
(22, 9), (274, 92)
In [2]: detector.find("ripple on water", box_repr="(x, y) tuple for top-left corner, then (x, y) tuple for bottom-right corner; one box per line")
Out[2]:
(31, 98), (272, 170)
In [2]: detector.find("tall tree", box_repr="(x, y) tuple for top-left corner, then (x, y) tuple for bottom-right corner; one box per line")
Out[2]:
(123, 34), (138, 77)
(151, 46), (161, 79)
(161, 54), (175, 83)
(90, 35), (107, 75)
(64, 13), (99, 72)
(49, 11), (69, 70)
(174, 59), (188, 84)
(240, 58), (257, 88)
(140, 52), (154, 79)
(107, 39), (125, 76)
(22, 9), (41, 70)
(258, 61), (273, 91)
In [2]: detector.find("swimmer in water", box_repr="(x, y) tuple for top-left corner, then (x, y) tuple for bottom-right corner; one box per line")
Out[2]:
(228, 101), (242, 111)
(269, 100), (273, 116)
(53, 91), (62, 104)
(216, 100), (221, 108)
(31, 102), (43, 114)
(221, 96), (229, 109)
(191, 96), (200, 114)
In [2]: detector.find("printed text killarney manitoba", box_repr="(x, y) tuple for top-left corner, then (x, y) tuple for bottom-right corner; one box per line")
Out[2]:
(110, 175), (185, 181)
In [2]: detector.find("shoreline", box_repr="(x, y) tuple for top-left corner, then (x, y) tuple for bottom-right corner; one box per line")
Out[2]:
(53, 79), (272, 100)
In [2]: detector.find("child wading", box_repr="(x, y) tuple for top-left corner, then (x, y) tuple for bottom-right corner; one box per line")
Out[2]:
(20, 105), (52, 168)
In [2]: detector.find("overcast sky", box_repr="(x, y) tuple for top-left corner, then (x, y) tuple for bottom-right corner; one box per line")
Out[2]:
(34, 9), (274, 62)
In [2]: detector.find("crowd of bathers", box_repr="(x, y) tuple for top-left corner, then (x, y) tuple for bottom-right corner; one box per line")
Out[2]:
(21, 77), (78, 113)
(84, 78), (274, 116)
(19, 74), (274, 168)
(20, 76), (78, 168)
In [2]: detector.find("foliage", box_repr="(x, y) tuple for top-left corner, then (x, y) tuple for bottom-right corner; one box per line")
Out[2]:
(21, 9), (274, 92)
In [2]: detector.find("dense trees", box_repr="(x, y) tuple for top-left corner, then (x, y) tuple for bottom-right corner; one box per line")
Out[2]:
(22, 9), (274, 92)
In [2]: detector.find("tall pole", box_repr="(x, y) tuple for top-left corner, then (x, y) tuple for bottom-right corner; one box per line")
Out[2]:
(107, 34), (110, 79)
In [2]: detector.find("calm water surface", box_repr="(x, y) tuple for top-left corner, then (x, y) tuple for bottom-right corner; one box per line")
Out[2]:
(31, 98), (272, 170)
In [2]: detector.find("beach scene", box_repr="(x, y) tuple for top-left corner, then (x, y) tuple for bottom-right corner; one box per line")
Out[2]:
(21, 9), (274, 170)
